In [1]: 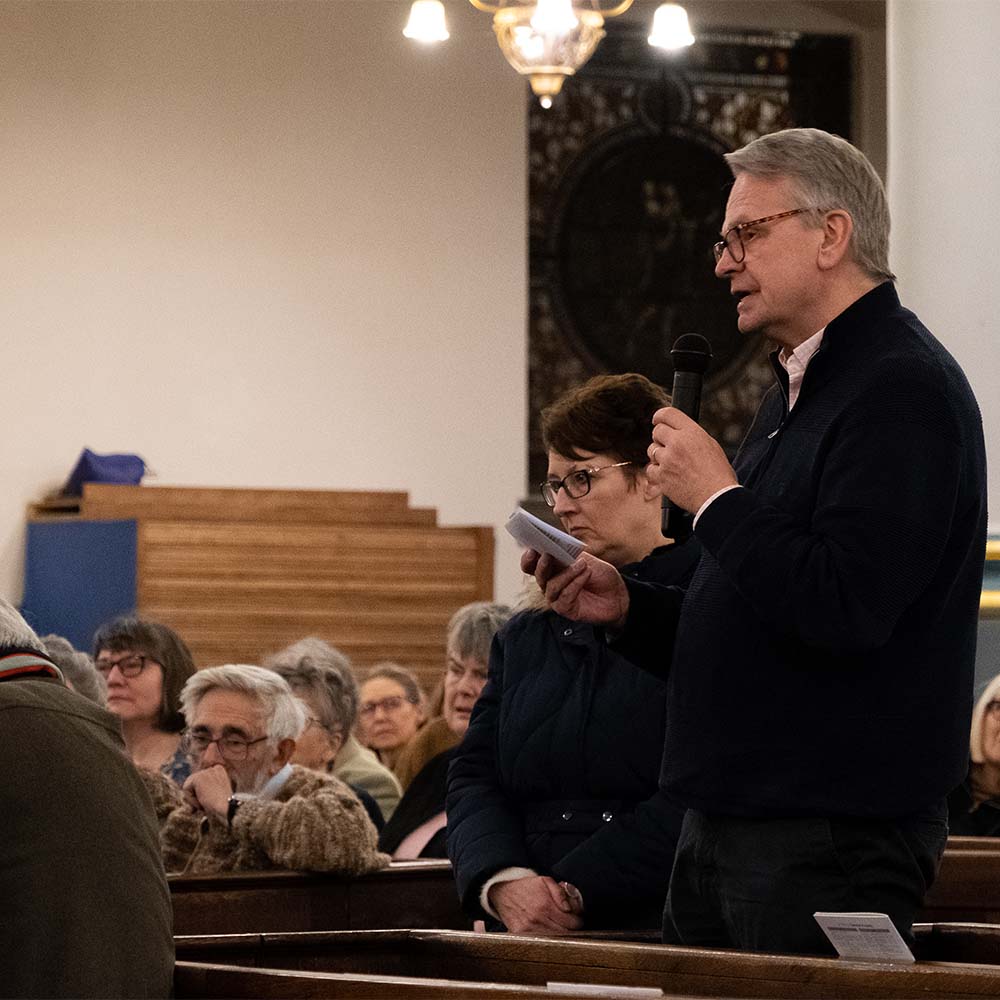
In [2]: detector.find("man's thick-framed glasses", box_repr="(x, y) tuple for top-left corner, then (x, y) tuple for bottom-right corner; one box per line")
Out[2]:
(358, 695), (414, 718)
(180, 729), (269, 762)
(95, 652), (152, 678)
(540, 461), (632, 508)
(713, 207), (819, 264)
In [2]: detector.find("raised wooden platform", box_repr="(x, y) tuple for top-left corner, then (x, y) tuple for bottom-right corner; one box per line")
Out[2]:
(37, 484), (494, 687)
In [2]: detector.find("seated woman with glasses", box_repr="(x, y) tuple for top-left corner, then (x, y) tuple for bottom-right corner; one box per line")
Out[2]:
(262, 636), (402, 824)
(93, 616), (197, 784)
(356, 663), (428, 777)
(948, 674), (1000, 836)
(447, 373), (700, 934)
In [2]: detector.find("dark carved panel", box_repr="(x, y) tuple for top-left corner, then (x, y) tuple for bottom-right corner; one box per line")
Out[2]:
(528, 26), (852, 488)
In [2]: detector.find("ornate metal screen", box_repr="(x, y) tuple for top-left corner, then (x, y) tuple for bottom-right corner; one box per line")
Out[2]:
(527, 26), (851, 487)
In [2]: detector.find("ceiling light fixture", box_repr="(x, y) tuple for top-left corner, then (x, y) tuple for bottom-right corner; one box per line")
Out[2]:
(404, 1), (695, 108)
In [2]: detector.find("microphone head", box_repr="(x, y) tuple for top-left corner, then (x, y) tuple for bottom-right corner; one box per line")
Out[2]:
(670, 334), (713, 375)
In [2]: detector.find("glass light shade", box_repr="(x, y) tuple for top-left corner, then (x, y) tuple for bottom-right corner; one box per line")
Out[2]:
(648, 3), (694, 50)
(403, 0), (450, 43)
(493, 6), (606, 103)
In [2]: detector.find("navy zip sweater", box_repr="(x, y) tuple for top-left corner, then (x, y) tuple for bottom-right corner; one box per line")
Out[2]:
(618, 281), (987, 819)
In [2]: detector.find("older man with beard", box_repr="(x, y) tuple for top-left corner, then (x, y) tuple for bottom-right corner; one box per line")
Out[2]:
(151, 664), (389, 875)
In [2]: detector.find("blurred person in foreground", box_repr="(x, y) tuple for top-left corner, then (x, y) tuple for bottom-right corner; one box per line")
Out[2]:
(949, 674), (1000, 836)
(263, 636), (402, 823)
(526, 129), (987, 954)
(93, 615), (197, 783)
(447, 373), (699, 933)
(0, 599), (172, 998)
(379, 601), (513, 858)
(145, 663), (389, 876)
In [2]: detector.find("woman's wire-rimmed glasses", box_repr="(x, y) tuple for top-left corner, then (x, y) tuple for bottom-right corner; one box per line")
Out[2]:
(540, 461), (632, 508)
(713, 207), (820, 264)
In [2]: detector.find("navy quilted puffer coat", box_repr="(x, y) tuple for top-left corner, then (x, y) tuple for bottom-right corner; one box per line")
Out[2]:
(446, 540), (698, 930)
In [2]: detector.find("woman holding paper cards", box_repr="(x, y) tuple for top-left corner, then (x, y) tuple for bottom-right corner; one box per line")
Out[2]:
(447, 373), (700, 933)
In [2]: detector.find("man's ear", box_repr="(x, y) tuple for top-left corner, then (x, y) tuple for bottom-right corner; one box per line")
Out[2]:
(817, 209), (853, 270)
(274, 737), (296, 769)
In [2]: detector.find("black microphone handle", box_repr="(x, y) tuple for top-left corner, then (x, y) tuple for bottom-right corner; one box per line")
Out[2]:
(661, 370), (704, 540)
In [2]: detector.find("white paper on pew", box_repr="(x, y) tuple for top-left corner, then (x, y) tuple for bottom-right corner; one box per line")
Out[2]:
(506, 508), (586, 567)
(546, 983), (663, 998)
(813, 912), (915, 964)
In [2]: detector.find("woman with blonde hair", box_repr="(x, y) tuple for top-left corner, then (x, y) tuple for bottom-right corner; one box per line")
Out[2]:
(949, 673), (1000, 836)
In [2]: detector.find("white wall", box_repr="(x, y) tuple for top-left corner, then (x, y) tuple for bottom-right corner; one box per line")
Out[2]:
(887, 0), (1000, 534)
(0, 0), (529, 604)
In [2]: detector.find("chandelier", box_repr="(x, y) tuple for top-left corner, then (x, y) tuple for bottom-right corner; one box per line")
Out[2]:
(404, 1), (695, 108)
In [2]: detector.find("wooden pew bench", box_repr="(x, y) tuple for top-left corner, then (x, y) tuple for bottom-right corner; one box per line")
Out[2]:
(170, 860), (470, 936)
(170, 842), (1000, 938)
(174, 928), (1000, 998)
(922, 846), (1000, 923)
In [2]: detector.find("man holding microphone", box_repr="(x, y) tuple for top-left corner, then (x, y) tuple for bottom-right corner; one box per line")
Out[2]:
(526, 128), (987, 955)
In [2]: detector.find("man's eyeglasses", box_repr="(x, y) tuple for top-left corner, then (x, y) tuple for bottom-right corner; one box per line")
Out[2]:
(95, 653), (152, 678)
(713, 207), (819, 264)
(180, 730), (269, 762)
(540, 461), (632, 508)
(359, 695), (414, 718)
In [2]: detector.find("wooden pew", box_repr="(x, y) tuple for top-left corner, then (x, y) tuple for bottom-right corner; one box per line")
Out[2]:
(175, 963), (587, 999)
(170, 860), (471, 936)
(922, 847), (1000, 923)
(914, 922), (1000, 964)
(174, 928), (1000, 998)
(170, 842), (1000, 938)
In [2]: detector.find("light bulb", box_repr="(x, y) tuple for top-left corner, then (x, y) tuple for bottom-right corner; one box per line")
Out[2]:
(648, 3), (694, 50)
(531, 0), (579, 37)
(403, 0), (450, 43)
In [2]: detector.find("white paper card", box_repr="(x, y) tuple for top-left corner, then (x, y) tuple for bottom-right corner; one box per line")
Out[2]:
(813, 912), (915, 964)
(506, 508), (586, 567)
(546, 984), (664, 998)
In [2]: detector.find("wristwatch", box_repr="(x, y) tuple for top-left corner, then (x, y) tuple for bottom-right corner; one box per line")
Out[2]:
(226, 795), (242, 830)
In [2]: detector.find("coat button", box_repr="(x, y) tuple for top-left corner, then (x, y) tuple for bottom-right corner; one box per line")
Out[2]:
(561, 811), (573, 821)
(602, 811), (613, 822)
(563, 628), (573, 637)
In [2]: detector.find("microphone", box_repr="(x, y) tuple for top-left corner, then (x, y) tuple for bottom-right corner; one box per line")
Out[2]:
(661, 334), (713, 540)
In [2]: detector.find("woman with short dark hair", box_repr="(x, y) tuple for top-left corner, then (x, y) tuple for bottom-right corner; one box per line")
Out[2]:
(93, 616), (196, 783)
(447, 373), (699, 934)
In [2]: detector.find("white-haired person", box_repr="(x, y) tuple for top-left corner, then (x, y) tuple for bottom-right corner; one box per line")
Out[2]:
(378, 601), (513, 859)
(40, 633), (106, 706)
(949, 673), (1000, 837)
(146, 663), (390, 876)
(263, 636), (403, 822)
(0, 599), (173, 997)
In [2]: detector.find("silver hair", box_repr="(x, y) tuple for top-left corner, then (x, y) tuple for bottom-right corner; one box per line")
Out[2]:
(725, 128), (895, 283)
(446, 602), (514, 665)
(0, 598), (45, 653)
(261, 637), (358, 735)
(40, 634), (106, 706)
(180, 664), (306, 742)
